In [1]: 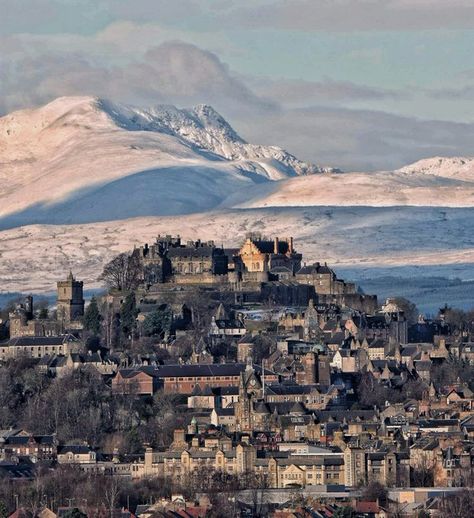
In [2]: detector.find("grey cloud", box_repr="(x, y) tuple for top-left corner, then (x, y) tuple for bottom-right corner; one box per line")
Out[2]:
(427, 85), (474, 100)
(231, 0), (474, 32)
(233, 106), (474, 171)
(0, 41), (274, 116)
(246, 76), (407, 106)
(1, 38), (473, 172)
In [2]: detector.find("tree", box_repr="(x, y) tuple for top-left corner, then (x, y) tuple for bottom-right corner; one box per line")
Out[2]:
(99, 251), (141, 292)
(142, 307), (172, 338)
(83, 296), (102, 335)
(62, 509), (87, 518)
(38, 307), (49, 319)
(251, 335), (274, 364)
(120, 293), (139, 339)
(439, 489), (474, 518)
(333, 506), (355, 518)
(443, 307), (467, 333)
(392, 297), (418, 324)
(363, 481), (388, 503)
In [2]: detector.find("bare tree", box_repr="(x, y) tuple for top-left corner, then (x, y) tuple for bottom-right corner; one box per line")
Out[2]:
(439, 490), (474, 518)
(103, 475), (122, 517)
(99, 252), (141, 292)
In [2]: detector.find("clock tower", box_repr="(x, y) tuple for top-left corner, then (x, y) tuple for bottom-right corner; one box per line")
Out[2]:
(235, 363), (263, 432)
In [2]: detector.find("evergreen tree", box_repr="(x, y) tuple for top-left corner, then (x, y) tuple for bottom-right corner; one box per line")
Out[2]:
(120, 292), (139, 338)
(83, 296), (102, 335)
(143, 306), (172, 337)
(38, 307), (49, 319)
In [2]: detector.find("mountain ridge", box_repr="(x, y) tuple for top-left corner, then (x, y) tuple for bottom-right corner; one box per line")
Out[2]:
(1, 96), (474, 294)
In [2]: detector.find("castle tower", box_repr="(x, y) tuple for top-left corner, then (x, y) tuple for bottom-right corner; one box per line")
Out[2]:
(57, 271), (84, 325)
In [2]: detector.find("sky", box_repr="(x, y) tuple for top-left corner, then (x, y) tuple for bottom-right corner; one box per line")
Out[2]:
(2, 0), (474, 171)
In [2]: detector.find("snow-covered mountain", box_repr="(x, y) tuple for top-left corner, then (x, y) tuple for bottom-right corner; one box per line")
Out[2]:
(0, 96), (335, 228)
(1, 96), (474, 295)
(223, 156), (474, 209)
(396, 156), (474, 180)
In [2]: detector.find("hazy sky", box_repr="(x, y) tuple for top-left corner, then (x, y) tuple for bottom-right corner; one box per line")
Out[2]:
(2, 0), (474, 170)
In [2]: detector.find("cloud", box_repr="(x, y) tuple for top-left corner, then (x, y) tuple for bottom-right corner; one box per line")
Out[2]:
(232, 0), (474, 32)
(1, 35), (473, 172)
(0, 41), (274, 116)
(427, 85), (474, 100)
(246, 76), (406, 107)
(234, 105), (474, 171)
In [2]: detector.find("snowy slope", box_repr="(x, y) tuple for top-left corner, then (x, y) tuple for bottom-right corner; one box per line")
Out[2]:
(397, 156), (474, 180)
(2, 97), (474, 293)
(0, 96), (335, 228)
(1, 206), (474, 293)
(223, 158), (474, 209)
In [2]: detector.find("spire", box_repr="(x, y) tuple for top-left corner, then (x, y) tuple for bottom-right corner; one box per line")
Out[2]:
(67, 270), (74, 281)
(215, 303), (228, 320)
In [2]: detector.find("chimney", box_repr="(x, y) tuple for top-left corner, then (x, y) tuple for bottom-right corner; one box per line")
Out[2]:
(274, 237), (279, 254)
(289, 237), (294, 253)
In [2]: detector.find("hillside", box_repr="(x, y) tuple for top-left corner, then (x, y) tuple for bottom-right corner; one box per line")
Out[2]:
(0, 96), (330, 228)
(1, 97), (474, 301)
(223, 157), (474, 209)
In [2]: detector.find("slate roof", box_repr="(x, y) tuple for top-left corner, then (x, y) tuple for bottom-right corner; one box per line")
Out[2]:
(0, 461), (34, 479)
(5, 435), (55, 445)
(266, 384), (317, 396)
(8, 335), (77, 347)
(58, 445), (93, 455)
(273, 455), (343, 467)
(167, 246), (216, 258)
(251, 240), (290, 255)
(156, 363), (274, 378)
(369, 338), (386, 349)
(214, 408), (234, 416)
(296, 263), (333, 275)
(213, 319), (245, 330)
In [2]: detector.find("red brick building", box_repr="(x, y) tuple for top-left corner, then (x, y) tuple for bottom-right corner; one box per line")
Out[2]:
(112, 363), (278, 395)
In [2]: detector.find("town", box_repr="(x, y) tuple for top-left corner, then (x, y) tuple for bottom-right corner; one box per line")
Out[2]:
(0, 234), (473, 517)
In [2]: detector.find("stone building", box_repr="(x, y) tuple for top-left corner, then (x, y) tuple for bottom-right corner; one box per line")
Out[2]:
(296, 263), (356, 296)
(237, 236), (302, 280)
(130, 428), (345, 489)
(9, 295), (61, 338)
(0, 334), (80, 360)
(57, 272), (84, 326)
(139, 235), (229, 285)
(131, 429), (257, 481)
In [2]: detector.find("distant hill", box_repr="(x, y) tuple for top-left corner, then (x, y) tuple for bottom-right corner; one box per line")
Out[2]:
(1, 96), (474, 296)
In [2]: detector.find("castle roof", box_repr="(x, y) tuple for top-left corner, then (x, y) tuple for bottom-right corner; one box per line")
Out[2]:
(296, 263), (333, 275)
(250, 239), (291, 255)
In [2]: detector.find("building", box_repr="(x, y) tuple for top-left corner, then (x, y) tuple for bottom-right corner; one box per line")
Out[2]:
(112, 363), (278, 395)
(296, 263), (353, 295)
(0, 429), (57, 462)
(9, 295), (61, 338)
(139, 235), (229, 285)
(237, 236), (302, 279)
(57, 272), (85, 326)
(0, 334), (80, 360)
(57, 444), (97, 464)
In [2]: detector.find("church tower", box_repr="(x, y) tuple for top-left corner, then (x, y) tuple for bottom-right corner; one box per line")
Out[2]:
(57, 271), (84, 325)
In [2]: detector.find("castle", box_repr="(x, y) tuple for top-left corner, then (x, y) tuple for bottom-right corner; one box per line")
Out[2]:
(9, 272), (85, 339)
(137, 234), (376, 312)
